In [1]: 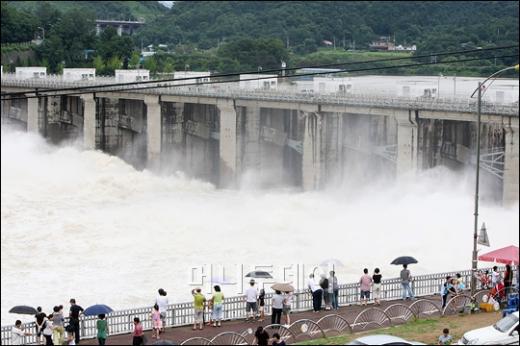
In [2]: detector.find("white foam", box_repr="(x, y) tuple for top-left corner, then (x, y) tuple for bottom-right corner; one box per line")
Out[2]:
(1, 129), (518, 325)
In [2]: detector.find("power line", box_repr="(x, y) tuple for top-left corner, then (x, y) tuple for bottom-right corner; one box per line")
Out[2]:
(1, 45), (517, 98)
(1, 53), (518, 101)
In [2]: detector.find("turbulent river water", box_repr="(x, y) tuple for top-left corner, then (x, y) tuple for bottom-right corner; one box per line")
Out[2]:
(1, 128), (518, 325)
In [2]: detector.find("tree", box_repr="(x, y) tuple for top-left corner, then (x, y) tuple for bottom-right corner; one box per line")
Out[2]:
(93, 55), (105, 74)
(1, 1), (38, 43)
(105, 56), (122, 75)
(143, 56), (158, 75)
(129, 51), (141, 69)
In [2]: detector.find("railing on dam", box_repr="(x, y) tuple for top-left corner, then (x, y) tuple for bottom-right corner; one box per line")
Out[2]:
(2, 74), (518, 116)
(1, 266), (510, 345)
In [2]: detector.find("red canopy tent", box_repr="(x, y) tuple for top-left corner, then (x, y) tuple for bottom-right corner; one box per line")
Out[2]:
(478, 245), (519, 265)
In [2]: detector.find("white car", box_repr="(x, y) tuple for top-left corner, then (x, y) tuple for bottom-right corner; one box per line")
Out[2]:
(458, 311), (519, 345)
(346, 334), (425, 345)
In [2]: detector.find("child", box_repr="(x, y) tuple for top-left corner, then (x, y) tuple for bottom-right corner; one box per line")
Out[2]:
(133, 317), (144, 346)
(272, 332), (286, 346)
(43, 315), (53, 346)
(438, 328), (453, 345)
(65, 324), (75, 345)
(151, 304), (162, 339)
(97, 313), (108, 345)
(258, 289), (265, 322)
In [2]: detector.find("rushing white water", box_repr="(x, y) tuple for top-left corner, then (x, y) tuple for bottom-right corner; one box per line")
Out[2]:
(1, 128), (518, 325)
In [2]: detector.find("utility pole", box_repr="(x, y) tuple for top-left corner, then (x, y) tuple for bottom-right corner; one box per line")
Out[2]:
(471, 82), (482, 296)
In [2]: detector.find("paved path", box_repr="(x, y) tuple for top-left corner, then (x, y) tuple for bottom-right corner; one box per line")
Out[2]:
(80, 295), (441, 345)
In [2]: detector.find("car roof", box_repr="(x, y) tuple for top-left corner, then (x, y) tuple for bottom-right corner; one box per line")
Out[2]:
(350, 334), (414, 344)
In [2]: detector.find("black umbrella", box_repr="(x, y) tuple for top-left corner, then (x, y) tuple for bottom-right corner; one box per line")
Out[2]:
(245, 271), (273, 279)
(9, 305), (38, 315)
(391, 256), (418, 265)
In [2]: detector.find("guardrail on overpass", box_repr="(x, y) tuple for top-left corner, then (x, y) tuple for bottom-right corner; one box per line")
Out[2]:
(2, 75), (518, 116)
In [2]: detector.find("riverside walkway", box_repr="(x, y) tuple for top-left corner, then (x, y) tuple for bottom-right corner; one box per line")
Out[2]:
(4, 266), (509, 345)
(81, 294), (440, 345)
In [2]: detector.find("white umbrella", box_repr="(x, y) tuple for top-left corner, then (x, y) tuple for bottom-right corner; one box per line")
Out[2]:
(320, 258), (345, 272)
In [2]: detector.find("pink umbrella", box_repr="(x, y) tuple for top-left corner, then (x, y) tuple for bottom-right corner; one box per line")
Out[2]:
(478, 245), (519, 265)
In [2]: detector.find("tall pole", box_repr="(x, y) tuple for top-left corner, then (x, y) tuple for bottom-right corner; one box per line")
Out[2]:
(471, 82), (482, 296)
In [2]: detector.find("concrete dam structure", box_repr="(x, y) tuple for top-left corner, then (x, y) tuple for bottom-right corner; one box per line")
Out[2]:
(1, 75), (519, 205)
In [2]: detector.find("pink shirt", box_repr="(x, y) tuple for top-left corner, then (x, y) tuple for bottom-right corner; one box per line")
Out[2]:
(133, 323), (143, 337)
(360, 274), (373, 291)
(152, 310), (161, 322)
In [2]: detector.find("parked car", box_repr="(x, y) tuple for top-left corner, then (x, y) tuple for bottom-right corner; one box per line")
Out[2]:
(457, 311), (519, 345)
(346, 334), (425, 345)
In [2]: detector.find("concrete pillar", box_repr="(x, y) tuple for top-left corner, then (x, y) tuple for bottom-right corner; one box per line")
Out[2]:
(96, 24), (101, 36)
(145, 96), (161, 170)
(243, 106), (261, 171)
(302, 112), (323, 190)
(81, 94), (96, 150)
(503, 123), (519, 206)
(117, 25), (123, 36)
(27, 96), (39, 133)
(217, 100), (237, 187)
(395, 110), (418, 177)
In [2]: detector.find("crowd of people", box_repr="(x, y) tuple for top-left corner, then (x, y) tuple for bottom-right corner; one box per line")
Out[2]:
(12, 299), (86, 345)
(11, 264), (516, 345)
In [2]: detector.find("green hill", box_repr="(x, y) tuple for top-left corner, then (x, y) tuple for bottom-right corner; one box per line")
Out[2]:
(7, 1), (167, 21)
(136, 1), (519, 53)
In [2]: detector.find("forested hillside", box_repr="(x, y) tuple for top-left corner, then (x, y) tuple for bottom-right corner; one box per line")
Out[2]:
(1, 1), (518, 76)
(137, 1), (519, 53)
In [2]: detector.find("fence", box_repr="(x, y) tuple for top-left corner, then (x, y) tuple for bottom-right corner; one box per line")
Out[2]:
(1, 266), (509, 345)
(2, 74), (518, 116)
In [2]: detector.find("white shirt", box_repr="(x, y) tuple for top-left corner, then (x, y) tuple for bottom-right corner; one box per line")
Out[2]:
(43, 320), (53, 336)
(11, 327), (25, 345)
(272, 294), (284, 309)
(492, 271), (500, 285)
(246, 287), (258, 303)
(283, 293), (293, 306)
(307, 278), (320, 292)
(156, 295), (169, 314)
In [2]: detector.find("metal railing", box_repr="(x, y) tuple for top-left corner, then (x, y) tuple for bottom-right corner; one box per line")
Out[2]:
(1, 266), (510, 345)
(2, 75), (518, 116)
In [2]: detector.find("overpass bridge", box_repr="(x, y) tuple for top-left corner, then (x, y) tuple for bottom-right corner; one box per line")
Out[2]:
(1, 74), (518, 204)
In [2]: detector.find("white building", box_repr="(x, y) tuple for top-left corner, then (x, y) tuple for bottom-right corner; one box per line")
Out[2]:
(239, 74), (278, 90)
(312, 77), (353, 95)
(173, 71), (210, 86)
(115, 69), (150, 83)
(15, 67), (47, 79)
(292, 75), (518, 104)
(62, 68), (96, 81)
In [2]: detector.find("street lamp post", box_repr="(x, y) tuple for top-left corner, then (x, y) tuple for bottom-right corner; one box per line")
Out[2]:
(470, 64), (519, 296)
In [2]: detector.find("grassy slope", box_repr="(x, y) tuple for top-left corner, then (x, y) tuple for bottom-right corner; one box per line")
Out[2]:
(297, 311), (502, 345)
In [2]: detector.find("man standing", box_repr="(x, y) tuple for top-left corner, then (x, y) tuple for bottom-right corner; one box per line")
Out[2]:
(245, 279), (258, 322)
(69, 298), (84, 344)
(400, 264), (415, 300)
(359, 268), (373, 306)
(307, 273), (322, 312)
(34, 307), (46, 345)
(329, 271), (339, 310)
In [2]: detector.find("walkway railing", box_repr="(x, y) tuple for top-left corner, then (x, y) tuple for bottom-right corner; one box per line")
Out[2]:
(2, 75), (518, 116)
(1, 266), (509, 345)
